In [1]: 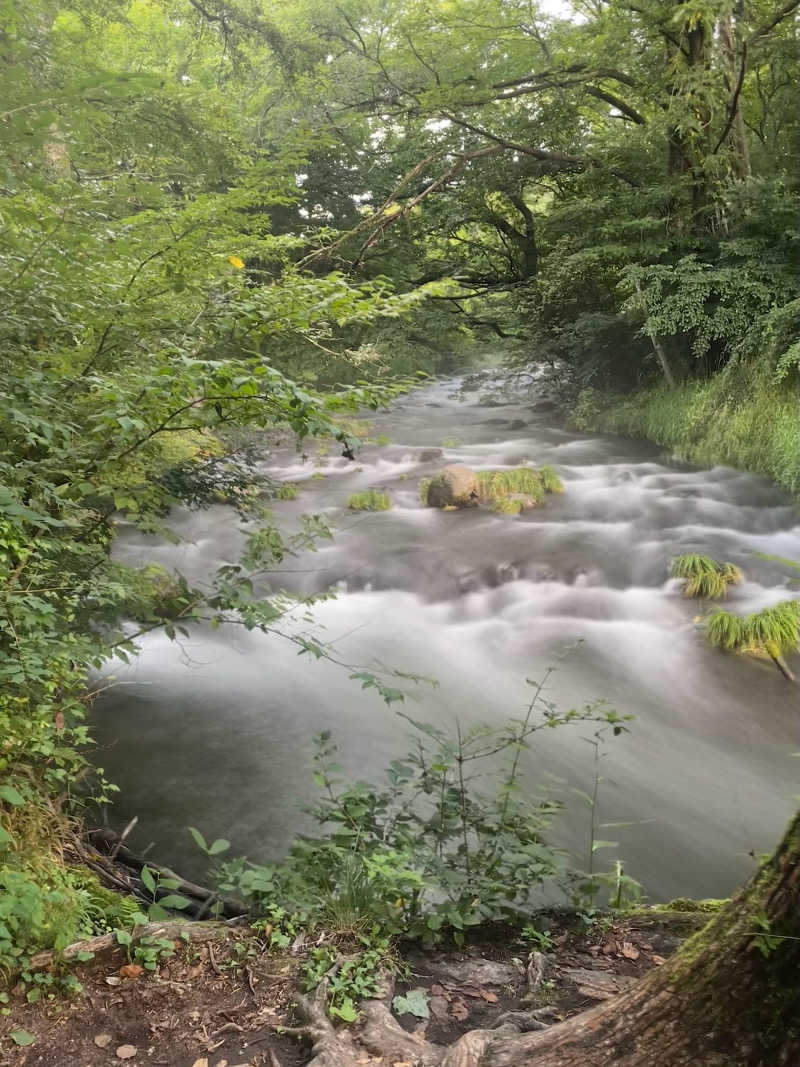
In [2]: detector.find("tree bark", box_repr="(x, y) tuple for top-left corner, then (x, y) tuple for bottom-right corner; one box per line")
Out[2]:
(470, 810), (800, 1066)
(289, 813), (800, 1067)
(717, 11), (751, 179)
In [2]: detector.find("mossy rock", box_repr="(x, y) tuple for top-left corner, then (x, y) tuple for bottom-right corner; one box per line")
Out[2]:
(657, 897), (728, 913)
(347, 490), (392, 511)
(421, 465), (564, 511)
(425, 466), (480, 507)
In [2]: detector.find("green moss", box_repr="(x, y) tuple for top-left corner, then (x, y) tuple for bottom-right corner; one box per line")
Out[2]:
(418, 477), (432, 504)
(274, 482), (300, 500)
(347, 490), (392, 511)
(491, 497), (525, 515)
(657, 897), (728, 913)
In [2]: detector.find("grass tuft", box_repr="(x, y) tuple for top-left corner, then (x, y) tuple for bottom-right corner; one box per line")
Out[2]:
(570, 363), (799, 495)
(706, 599), (799, 676)
(347, 490), (392, 511)
(672, 554), (743, 598)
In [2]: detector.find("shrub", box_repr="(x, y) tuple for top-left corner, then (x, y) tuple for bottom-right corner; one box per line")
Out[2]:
(213, 693), (631, 944)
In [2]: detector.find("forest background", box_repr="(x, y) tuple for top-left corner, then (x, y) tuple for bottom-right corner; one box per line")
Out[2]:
(1, 0), (798, 1034)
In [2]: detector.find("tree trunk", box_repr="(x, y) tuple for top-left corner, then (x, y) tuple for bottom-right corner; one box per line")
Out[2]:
(718, 11), (751, 180)
(469, 810), (800, 1066)
(290, 813), (800, 1067)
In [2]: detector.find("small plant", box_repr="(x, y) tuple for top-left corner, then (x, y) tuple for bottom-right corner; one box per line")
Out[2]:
(212, 677), (631, 945)
(440, 436), (463, 447)
(346, 490), (392, 511)
(520, 925), (554, 951)
(706, 598), (798, 680)
(273, 482), (300, 500)
(671, 554), (742, 598)
(300, 933), (394, 1022)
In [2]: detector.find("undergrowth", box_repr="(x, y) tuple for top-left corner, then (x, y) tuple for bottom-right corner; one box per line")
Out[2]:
(209, 681), (632, 951)
(570, 363), (799, 494)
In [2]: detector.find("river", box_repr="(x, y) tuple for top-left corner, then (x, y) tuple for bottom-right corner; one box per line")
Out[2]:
(94, 369), (800, 902)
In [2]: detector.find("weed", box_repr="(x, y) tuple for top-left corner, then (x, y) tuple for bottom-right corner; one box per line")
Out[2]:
(346, 490), (392, 511)
(706, 598), (799, 678)
(212, 680), (631, 944)
(671, 554), (742, 598)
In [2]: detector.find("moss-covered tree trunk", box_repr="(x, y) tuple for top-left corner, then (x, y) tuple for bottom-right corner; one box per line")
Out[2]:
(479, 811), (800, 1066)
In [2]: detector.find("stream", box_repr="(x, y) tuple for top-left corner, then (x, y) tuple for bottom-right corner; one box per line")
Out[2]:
(94, 369), (800, 902)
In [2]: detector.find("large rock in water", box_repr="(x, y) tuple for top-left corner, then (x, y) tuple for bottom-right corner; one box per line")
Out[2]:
(426, 465), (479, 508)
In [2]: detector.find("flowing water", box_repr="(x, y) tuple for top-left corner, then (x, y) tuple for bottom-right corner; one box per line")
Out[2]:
(95, 370), (800, 901)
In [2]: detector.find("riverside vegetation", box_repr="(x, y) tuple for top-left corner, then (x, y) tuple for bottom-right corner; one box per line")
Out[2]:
(1, 0), (799, 1064)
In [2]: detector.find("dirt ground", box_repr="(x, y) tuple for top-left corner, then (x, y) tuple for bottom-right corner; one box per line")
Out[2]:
(0, 911), (707, 1067)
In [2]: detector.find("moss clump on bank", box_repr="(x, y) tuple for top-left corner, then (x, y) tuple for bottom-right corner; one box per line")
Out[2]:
(655, 897), (728, 913)
(347, 490), (392, 511)
(569, 366), (799, 494)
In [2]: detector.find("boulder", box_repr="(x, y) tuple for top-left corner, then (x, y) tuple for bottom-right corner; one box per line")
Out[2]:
(418, 447), (444, 462)
(426, 465), (479, 508)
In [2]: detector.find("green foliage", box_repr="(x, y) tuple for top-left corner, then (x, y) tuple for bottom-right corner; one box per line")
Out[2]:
(570, 365), (800, 494)
(300, 936), (394, 1023)
(671, 555), (742, 598)
(475, 467), (563, 509)
(706, 600), (799, 668)
(213, 689), (631, 945)
(346, 491), (392, 512)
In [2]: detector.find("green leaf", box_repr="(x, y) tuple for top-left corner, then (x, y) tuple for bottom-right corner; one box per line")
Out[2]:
(115, 930), (132, 946)
(591, 840), (619, 852)
(0, 785), (25, 806)
(392, 988), (430, 1019)
(208, 838), (230, 856)
(11, 1030), (35, 1047)
(140, 866), (156, 894)
(188, 826), (208, 853)
(329, 996), (358, 1022)
(156, 894), (192, 910)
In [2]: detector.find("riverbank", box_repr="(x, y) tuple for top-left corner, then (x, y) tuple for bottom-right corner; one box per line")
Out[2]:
(1, 906), (709, 1066)
(567, 368), (799, 498)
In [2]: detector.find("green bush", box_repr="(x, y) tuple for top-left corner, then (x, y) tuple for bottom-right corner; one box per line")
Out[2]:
(213, 696), (631, 945)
